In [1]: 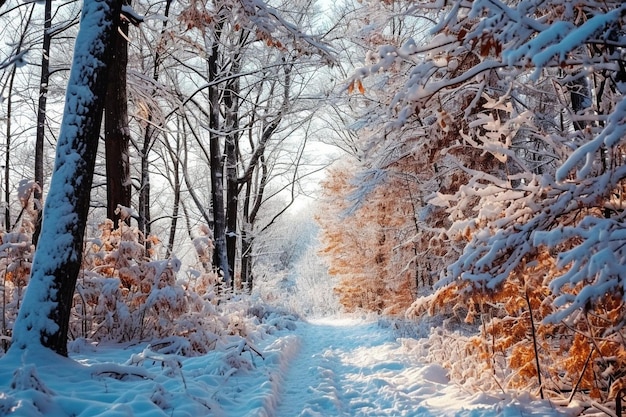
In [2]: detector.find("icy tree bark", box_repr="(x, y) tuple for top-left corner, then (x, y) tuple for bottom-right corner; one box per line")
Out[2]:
(10, 0), (121, 356)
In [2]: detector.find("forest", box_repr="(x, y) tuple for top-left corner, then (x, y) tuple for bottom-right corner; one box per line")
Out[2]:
(1, 0), (626, 415)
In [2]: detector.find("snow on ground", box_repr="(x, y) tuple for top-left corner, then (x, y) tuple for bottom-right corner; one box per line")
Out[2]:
(273, 317), (577, 417)
(0, 311), (586, 417)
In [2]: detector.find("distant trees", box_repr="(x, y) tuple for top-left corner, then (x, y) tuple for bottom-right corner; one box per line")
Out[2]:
(317, 164), (418, 314)
(318, 0), (446, 312)
(168, 0), (332, 289)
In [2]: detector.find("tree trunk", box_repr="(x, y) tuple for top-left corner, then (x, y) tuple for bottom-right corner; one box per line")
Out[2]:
(240, 154), (268, 290)
(569, 73), (591, 132)
(165, 124), (182, 258)
(3, 5), (35, 232)
(241, 228), (253, 291)
(4, 66), (15, 231)
(224, 78), (240, 286)
(9, 0), (121, 356)
(138, 138), (151, 238)
(104, 0), (131, 228)
(33, 0), (52, 244)
(207, 28), (231, 288)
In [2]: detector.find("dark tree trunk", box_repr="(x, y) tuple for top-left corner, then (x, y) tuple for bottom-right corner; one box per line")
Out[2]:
(33, 0), (52, 244)
(207, 28), (231, 288)
(569, 74), (591, 132)
(224, 80), (240, 286)
(138, 138), (151, 238)
(4, 67), (15, 231)
(241, 229), (253, 291)
(9, 0), (121, 356)
(165, 124), (181, 258)
(104, 1), (131, 227)
(240, 155), (268, 291)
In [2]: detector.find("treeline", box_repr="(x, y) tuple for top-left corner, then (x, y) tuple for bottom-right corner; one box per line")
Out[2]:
(0, 0), (332, 293)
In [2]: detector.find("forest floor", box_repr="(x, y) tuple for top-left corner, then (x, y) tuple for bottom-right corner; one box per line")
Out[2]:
(0, 310), (587, 416)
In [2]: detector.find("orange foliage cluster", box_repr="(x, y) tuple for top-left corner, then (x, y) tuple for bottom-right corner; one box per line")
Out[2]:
(317, 164), (419, 315)
(430, 246), (626, 399)
(178, 0), (215, 32)
(75, 220), (188, 342)
(327, 0), (626, 406)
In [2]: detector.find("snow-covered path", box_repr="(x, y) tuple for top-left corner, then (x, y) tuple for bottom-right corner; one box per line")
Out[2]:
(271, 317), (573, 417)
(0, 314), (581, 417)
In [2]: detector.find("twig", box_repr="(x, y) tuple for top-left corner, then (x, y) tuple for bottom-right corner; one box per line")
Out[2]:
(525, 289), (544, 399)
(568, 346), (595, 405)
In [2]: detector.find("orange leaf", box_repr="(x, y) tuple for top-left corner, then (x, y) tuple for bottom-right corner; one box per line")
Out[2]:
(357, 79), (365, 94)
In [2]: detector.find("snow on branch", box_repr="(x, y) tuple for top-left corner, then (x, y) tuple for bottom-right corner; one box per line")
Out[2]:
(0, 50), (28, 71)
(241, 0), (337, 64)
(535, 216), (626, 324)
(441, 164), (626, 293)
(505, 4), (626, 77)
(343, 169), (387, 217)
(557, 96), (626, 181)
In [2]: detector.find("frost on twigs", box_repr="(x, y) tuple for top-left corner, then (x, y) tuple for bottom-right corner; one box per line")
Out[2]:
(177, 0), (335, 64)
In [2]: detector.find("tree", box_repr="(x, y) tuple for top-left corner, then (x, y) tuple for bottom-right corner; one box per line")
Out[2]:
(1, 2), (36, 232)
(132, 0), (173, 245)
(173, 0), (333, 289)
(104, 0), (132, 228)
(32, 0), (53, 245)
(9, 0), (122, 356)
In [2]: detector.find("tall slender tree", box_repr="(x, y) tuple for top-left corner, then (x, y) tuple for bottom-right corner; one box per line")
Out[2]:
(33, 0), (52, 244)
(104, 0), (132, 228)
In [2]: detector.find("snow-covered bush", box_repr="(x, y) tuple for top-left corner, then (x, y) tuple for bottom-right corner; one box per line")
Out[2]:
(0, 180), (38, 353)
(74, 220), (187, 342)
(66, 220), (265, 356)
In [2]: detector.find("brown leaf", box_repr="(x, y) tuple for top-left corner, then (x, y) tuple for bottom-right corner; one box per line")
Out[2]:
(357, 79), (365, 94)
